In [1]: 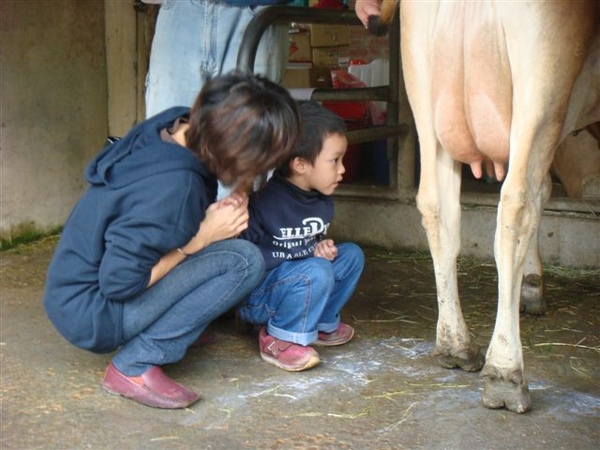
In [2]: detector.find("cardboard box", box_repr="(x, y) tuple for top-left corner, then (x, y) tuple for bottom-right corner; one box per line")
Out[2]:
(288, 31), (312, 62)
(311, 46), (350, 68)
(282, 66), (332, 89)
(309, 24), (350, 47)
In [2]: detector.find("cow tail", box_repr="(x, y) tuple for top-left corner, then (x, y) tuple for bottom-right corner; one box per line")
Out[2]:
(367, 0), (399, 36)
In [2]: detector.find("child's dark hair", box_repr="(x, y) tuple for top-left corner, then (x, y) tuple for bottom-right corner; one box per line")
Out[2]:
(277, 100), (346, 177)
(186, 71), (300, 193)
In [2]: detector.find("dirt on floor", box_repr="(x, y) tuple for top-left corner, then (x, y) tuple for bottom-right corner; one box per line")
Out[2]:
(1, 236), (599, 450)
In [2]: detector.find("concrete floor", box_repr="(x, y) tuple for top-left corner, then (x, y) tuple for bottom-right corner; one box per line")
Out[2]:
(1, 237), (599, 449)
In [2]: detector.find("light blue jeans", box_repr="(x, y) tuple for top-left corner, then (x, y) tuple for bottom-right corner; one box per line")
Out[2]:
(238, 243), (365, 346)
(145, 0), (289, 117)
(112, 239), (264, 376)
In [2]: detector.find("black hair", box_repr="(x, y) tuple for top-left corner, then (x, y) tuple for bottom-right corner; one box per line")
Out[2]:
(277, 100), (346, 177)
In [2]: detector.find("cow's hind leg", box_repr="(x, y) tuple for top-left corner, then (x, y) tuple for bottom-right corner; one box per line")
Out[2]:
(520, 173), (551, 315)
(481, 174), (551, 411)
(478, 0), (594, 413)
(480, 174), (535, 413)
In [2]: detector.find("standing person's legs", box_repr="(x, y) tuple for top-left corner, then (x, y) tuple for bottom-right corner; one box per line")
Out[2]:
(145, 0), (212, 116)
(103, 239), (263, 407)
(211, 4), (289, 199)
(145, 1), (288, 118)
(222, 5), (289, 83)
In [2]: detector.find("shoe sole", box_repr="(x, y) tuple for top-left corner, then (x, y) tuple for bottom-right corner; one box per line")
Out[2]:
(260, 351), (320, 372)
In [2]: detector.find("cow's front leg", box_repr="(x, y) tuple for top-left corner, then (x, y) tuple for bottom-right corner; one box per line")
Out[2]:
(417, 149), (484, 372)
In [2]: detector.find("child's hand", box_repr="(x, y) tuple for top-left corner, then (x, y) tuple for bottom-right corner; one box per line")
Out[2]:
(314, 239), (337, 261)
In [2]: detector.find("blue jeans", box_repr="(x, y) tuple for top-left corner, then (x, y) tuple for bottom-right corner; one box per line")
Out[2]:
(112, 239), (264, 376)
(145, 0), (289, 200)
(145, 0), (289, 117)
(238, 243), (365, 346)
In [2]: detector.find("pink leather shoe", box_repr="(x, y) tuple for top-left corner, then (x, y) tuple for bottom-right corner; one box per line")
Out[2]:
(102, 362), (200, 409)
(259, 327), (320, 372)
(190, 330), (219, 347)
(315, 323), (355, 346)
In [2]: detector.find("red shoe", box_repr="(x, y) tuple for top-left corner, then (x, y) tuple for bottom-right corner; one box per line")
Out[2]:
(315, 323), (355, 346)
(259, 327), (320, 372)
(190, 330), (219, 348)
(102, 362), (200, 409)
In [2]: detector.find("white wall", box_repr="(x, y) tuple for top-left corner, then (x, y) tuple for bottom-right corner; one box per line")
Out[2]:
(0, 0), (108, 242)
(331, 198), (600, 268)
(0, 0), (155, 245)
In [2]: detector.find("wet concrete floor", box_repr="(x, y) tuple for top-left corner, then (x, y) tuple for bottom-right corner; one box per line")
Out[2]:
(1, 237), (599, 449)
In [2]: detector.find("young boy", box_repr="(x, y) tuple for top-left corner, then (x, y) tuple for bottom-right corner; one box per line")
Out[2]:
(238, 100), (365, 372)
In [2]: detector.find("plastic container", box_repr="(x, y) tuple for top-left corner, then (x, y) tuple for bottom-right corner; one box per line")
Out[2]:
(348, 58), (389, 115)
(348, 59), (389, 87)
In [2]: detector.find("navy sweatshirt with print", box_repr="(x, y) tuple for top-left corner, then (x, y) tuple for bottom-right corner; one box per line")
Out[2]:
(241, 171), (333, 271)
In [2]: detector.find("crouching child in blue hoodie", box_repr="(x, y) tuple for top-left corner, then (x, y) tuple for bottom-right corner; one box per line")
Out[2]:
(42, 72), (300, 409)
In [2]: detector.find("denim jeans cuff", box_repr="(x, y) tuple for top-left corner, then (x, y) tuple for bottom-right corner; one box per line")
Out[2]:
(317, 319), (341, 334)
(267, 323), (318, 347)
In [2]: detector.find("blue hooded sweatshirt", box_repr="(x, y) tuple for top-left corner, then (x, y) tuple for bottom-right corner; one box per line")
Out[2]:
(43, 107), (217, 353)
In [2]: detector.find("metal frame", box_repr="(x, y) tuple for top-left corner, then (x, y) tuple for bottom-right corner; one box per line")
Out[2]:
(236, 5), (414, 201)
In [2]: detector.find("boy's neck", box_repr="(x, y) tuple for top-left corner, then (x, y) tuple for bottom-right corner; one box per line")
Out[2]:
(284, 172), (312, 193)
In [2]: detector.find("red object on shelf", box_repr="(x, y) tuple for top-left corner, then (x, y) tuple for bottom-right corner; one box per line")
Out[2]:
(312, 0), (344, 9)
(322, 70), (368, 120)
(321, 70), (371, 183)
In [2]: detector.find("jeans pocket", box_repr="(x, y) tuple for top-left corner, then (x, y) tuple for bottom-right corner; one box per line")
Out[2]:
(161, 0), (175, 10)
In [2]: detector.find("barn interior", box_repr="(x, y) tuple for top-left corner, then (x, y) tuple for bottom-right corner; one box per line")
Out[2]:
(1, 1), (598, 449)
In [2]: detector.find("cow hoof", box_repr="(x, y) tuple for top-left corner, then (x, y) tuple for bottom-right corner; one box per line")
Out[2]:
(520, 274), (547, 315)
(481, 366), (531, 413)
(434, 345), (485, 372)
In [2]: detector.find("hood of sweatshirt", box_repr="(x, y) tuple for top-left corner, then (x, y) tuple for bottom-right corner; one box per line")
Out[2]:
(85, 107), (215, 195)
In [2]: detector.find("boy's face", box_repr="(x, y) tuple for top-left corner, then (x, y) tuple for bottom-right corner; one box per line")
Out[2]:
(302, 132), (348, 196)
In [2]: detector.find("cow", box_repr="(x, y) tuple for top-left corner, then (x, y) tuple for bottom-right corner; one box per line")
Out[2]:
(551, 123), (600, 199)
(366, 0), (600, 413)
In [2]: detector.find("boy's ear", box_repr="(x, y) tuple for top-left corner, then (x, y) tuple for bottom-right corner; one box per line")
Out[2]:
(291, 156), (308, 174)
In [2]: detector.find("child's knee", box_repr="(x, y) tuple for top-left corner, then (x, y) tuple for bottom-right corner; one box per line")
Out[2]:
(340, 242), (365, 268)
